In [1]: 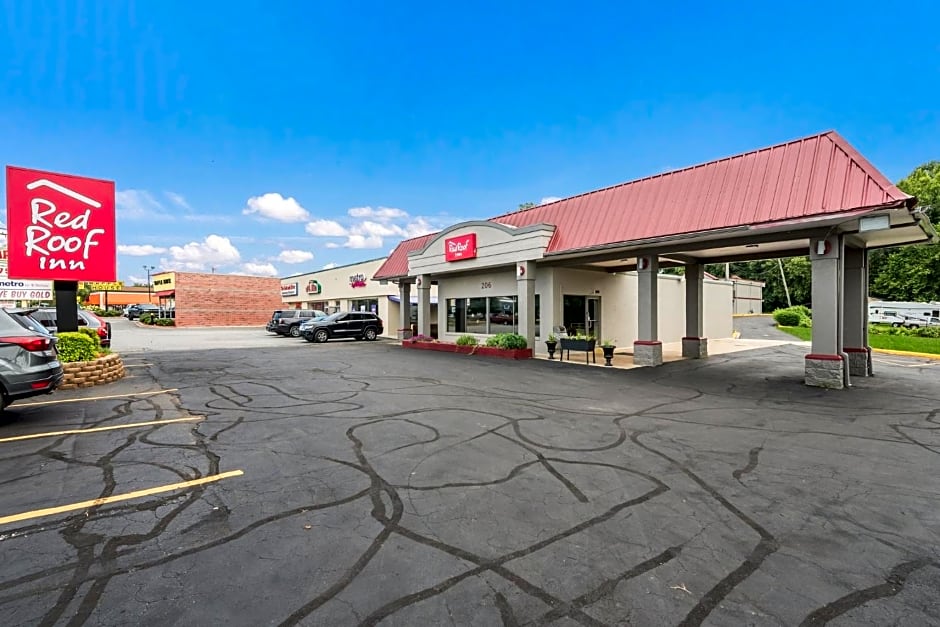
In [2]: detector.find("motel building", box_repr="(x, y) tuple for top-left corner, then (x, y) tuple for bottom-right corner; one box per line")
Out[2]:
(280, 258), (439, 338)
(373, 131), (936, 389)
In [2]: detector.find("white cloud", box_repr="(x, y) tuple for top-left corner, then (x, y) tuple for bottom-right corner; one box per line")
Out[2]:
(305, 219), (348, 236)
(322, 262), (337, 269)
(164, 191), (192, 210)
(116, 190), (168, 219)
(347, 206), (408, 221)
(325, 242), (340, 249)
(127, 275), (146, 285)
(540, 196), (562, 205)
(343, 234), (384, 249)
(243, 192), (310, 223)
(354, 220), (403, 238)
(118, 244), (168, 256)
(277, 249), (314, 264)
(161, 234), (241, 271)
(403, 218), (436, 237)
(242, 262), (279, 276)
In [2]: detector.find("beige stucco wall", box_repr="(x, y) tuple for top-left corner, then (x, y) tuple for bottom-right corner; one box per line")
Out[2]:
(434, 265), (733, 347)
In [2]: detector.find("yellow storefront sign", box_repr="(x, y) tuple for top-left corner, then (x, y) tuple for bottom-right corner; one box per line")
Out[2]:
(82, 281), (124, 291)
(151, 272), (175, 291)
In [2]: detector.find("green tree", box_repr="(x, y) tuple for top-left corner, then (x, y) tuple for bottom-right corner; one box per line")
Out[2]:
(517, 202), (536, 211)
(869, 161), (940, 301)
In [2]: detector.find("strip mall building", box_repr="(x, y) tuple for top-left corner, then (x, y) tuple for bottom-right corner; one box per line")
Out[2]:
(374, 131), (935, 388)
(280, 258), (439, 336)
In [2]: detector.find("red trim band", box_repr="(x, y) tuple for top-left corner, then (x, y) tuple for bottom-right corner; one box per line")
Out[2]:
(634, 340), (662, 346)
(843, 347), (868, 353)
(805, 354), (843, 361)
(681, 337), (706, 341)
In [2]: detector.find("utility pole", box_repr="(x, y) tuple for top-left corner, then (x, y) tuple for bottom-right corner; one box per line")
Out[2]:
(777, 258), (792, 307)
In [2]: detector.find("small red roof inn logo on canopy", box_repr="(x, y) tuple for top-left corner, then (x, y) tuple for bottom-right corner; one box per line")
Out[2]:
(444, 233), (476, 262)
(5, 166), (116, 281)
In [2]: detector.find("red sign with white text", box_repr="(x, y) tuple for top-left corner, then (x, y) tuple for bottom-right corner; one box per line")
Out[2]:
(5, 166), (116, 281)
(444, 233), (477, 262)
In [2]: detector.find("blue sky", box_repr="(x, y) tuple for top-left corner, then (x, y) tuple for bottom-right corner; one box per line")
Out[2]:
(2, 1), (938, 285)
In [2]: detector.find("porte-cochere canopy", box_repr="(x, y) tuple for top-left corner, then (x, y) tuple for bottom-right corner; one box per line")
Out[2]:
(375, 130), (934, 281)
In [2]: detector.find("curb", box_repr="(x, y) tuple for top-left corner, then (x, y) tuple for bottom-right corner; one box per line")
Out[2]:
(871, 348), (940, 360)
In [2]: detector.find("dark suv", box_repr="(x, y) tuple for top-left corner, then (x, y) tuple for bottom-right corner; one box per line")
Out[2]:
(125, 304), (160, 320)
(302, 311), (383, 343)
(268, 309), (326, 337)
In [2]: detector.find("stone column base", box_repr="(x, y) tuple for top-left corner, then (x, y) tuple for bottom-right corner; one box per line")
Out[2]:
(634, 341), (663, 367)
(843, 347), (869, 377)
(682, 336), (708, 359)
(805, 354), (845, 389)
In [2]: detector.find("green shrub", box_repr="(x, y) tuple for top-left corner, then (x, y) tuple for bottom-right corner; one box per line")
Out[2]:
(140, 313), (154, 324)
(773, 306), (811, 328)
(98, 309), (122, 317)
(484, 333), (527, 350)
(76, 326), (102, 349)
(773, 308), (802, 327)
(56, 332), (99, 363)
(914, 326), (940, 338)
(455, 334), (478, 346)
(155, 318), (175, 326)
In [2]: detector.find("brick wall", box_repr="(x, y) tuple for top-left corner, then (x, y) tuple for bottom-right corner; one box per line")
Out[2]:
(174, 273), (282, 327)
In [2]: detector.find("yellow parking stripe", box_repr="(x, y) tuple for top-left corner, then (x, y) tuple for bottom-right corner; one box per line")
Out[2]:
(0, 470), (244, 526)
(0, 416), (204, 444)
(15, 388), (178, 407)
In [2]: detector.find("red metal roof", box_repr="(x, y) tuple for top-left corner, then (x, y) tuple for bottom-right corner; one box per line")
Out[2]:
(373, 233), (435, 280)
(374, 131), (912, 279)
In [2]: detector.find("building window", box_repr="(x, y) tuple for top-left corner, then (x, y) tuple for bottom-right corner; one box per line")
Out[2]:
(446, 295), (539, 335)
(310, 300), (327, 311)
(350, 298), (378, 314)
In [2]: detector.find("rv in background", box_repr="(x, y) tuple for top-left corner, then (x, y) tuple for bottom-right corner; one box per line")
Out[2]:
(869, 301), (940, 328)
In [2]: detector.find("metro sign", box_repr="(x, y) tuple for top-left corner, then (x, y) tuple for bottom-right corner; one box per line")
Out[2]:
(5, 166), (116, 281)
(445, 233), (476, 262)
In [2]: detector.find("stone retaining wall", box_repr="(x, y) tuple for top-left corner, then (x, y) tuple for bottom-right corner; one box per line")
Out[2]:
(60, 354), (126, 390)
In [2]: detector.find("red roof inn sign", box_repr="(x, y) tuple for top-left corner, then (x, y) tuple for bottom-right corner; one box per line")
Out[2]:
(5, 166), (117, 281)
(444, 233), (476, 262)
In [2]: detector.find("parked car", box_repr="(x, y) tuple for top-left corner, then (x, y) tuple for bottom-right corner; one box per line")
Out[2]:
(298, 313), (331, 335)
(29, 308), (112, 348)
(901, 315), (940, 329)
(302, 311), (383, 343)
(125, 304), (161, 320)
(0, 308), (63, 409)
(269, 309), (327, 337)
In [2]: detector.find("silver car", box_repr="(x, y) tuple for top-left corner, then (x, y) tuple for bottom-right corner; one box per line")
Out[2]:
(0, 308), (64, 410)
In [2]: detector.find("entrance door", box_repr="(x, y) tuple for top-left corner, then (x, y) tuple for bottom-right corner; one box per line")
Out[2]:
(562, 295), (601, 338)
(586, 296), (600, 340)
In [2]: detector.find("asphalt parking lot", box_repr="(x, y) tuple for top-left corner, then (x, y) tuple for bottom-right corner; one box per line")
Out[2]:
(0, 319), (938, 626)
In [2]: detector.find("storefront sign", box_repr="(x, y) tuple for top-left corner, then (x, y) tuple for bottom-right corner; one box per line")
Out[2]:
(82, 281), (124, 291)
(0, 279), (54, 300)
(5, 166), (116, 281)
(445, 233), (476, 261)
(281, 282), (299, 297)
(305, 279), (322, 295)
(152, 272), (175, 291)
(349, 273), (367, 288)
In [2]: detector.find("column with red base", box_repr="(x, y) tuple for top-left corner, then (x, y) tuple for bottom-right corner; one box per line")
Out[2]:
(634, 255), (662, 366)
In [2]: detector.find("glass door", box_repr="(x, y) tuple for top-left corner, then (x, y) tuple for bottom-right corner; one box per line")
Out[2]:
(586, 297), (600, 339)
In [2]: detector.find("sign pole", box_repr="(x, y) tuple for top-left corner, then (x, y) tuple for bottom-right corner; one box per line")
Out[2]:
(55, 280), (79, 332)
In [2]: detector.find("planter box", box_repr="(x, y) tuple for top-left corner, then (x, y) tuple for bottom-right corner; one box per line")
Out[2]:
(402, 341), (532, 360)
(560, 338), (596, 352)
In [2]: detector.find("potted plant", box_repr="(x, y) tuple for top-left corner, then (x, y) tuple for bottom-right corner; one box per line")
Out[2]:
(600, 339), (617, 366)
(545, 333), (558, 360)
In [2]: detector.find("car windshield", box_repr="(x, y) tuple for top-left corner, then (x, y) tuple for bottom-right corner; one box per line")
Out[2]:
(323, 312), (345, 322)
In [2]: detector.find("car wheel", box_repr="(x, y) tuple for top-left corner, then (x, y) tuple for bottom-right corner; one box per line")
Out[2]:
(290, 326), (301, 337)
(314, 329), (329, 343)
(364, 327), (377, 341)
(892, 322), (901, 327)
